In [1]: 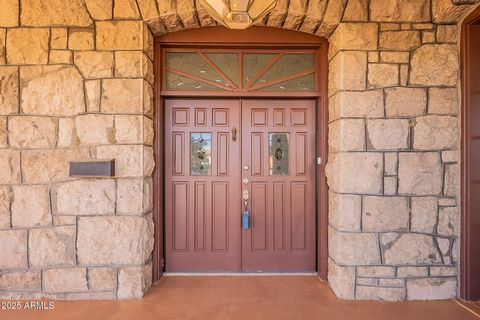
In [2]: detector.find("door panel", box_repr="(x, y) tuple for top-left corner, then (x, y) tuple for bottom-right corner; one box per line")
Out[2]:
(165, 99), (241, 272)
(241, 100), (316, 272)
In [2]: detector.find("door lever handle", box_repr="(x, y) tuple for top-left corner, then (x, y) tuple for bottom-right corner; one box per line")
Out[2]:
(232, 127), (237, 141)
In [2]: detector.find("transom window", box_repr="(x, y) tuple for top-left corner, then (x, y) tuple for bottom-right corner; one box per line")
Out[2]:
(162, 49), (318, 94)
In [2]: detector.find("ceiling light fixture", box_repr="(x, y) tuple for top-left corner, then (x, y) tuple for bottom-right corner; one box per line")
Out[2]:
(199, 0), (278, 30)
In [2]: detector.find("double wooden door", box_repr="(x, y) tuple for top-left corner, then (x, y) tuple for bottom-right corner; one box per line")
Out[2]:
(165, 99), (316, 272)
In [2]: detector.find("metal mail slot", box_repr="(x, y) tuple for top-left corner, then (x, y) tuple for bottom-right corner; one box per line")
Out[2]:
(69, 160), (115, 177)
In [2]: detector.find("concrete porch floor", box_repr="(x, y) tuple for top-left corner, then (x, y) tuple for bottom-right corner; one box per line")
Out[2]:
(1, 276), (479, 320)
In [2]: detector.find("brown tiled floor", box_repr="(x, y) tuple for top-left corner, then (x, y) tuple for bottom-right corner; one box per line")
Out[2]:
(1, 276), (479, 320)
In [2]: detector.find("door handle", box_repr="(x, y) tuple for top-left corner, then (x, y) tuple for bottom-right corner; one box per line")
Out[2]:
(232, 127), (237, 141)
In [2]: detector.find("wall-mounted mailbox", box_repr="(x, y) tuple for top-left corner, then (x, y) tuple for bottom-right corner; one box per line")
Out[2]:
(69, 160), (115, 177)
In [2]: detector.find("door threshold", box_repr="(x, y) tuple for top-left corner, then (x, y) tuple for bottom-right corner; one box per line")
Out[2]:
(164, 272), (318, 277)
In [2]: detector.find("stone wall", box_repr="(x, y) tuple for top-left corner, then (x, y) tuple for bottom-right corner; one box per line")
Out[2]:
(0, 0), (154, 299)
(0, 0), (478, 300)
(326, 0), (479, 301)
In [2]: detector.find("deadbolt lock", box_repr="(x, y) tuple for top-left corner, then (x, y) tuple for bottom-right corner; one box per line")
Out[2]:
(242, 178), (249, 184)
(242, 189), (249, 201)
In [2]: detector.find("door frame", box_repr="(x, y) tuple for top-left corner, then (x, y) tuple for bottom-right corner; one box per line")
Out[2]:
(461, 5), (480, 300)
(153, 26), (329, 281)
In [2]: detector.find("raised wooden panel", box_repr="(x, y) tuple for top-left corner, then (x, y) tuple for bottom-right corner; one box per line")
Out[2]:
(173, 108), (189, 126)
(251, 108), (267, 126)
(194, 182), (206, 251)
(273, 182), (285, 250)
(291, 109), (307, 126)
(217, 132), (229, 176)
(212, 182), (228, 252)
(195, 108), (207, 126)
(296, 133), (307, 176)
(273, 108), (285, 126)
(173, 182), (188, 251)
(291, 182), (306, 251)
(213, 108), (229, 126)
(251, 182), (267, 251)
(251, 132), (263, 176)
(172, 132), (184, 175)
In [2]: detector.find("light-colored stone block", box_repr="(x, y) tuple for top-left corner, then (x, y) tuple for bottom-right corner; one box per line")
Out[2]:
(411, 197), (438, 234)
(0, 271), (40, 291)
(437, 25), (458, 43)
(96, 145), (145, 177)
(75, 114), (115, 145)
(329, 51), (367, 94)
(68, 30), (94, 50)
(328, 258), (355, 299)
(398, 152), (442, 195)
(429, 88), (458, 115)
(0, 117), (6, 147)
(29, 226), (76, 267)
(367, 119), (409, 150)
(357, 266), (395, 277)
(0, 66), (19, 115)
(363, 196), (409, 232)
(117, 178), (152, 215)
(356, 286), (405, 301)
(432, 0), (474, 24)
(0, 0), (19, 27)
(386, 87), (427, 117)
(413, 116), (458, 150)
(384, 176), (397, 195)
(329, 119), (365, 152)
(0, 187), (10, 229)
(329, 227), (381, 265)
(370, 0), (431, 22)
(114, 0), (141, 19)
(410, 44), (459, 86)
(20, 66), (85, 116)
(430, 266), (457, 276)
(74, 51), (114, 79)
(57, 118), (77, 148)
(342, 0), (368, 21)
(49, 50), (72, 64)
(96, 21), (144, 50)
(422, 30), (436, 43)
(380, 52), (410, 64)
(368, 64), (399, 88)
(406, 278), (456, 300)
(9, 117), (57, 149)
(326, 152), (383, 194)
(329, 23), (378, 56)
(0, 150), (21, 184)
(329, 90), (384, 121)
(50, 28), (68, 49)
(329, 192), (361, 232)
(444, 164), (459, 197)
(85, 0), (113, 20)
(101, 79), (143, 114)
(118, 262), (152, 299)
(6, 28), (49, 64)
(115, 115), (143, 144)
(0, 230), (27, 268)
(22, 148), (91, 184)
(397, 267), (429, 277)
(43, 268), (87, 293)
(21, 0), (93, 27)
(437, 206), (458, 236)
(115, 51), (143, 78)
(53, 215), (77, 226)
(385, 153), (398, 176)
(379, 31), (421, 50)
(12, 185), (50, 228)
(88, 267), (116, 290)
(53, 179), (116, 216)
(77, 216), (154, 265)
(85, 80), (101, 113)
(381, 233), (442, 265)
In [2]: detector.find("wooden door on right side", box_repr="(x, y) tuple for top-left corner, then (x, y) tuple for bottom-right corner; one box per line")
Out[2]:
(241, 100), (316, 272)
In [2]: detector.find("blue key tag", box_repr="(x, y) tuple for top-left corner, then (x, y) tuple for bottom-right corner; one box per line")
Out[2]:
(242, 207), (250, 230)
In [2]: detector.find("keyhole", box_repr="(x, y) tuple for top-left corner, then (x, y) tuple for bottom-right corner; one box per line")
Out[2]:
(275, 148), (283, 160)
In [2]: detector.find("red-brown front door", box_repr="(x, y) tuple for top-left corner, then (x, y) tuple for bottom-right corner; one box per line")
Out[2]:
(241, 100), (316, 272)
(165, 99), (241, 272)
(165, 99), (316, 272)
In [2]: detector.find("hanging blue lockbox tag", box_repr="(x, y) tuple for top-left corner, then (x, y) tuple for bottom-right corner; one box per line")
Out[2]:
(242, 207), (250, 230)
